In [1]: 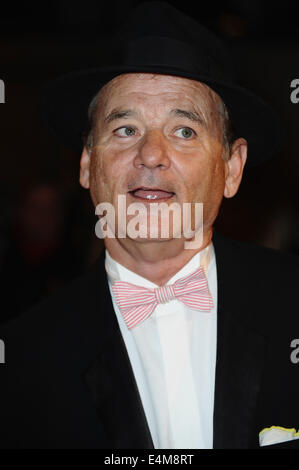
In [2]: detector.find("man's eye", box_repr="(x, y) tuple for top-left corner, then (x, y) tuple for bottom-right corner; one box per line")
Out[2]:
(174, 127), (195, 139)
(114, 126), (136, 137)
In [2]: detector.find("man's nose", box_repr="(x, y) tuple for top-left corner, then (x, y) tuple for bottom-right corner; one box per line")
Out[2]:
(133, 130), (171, 170)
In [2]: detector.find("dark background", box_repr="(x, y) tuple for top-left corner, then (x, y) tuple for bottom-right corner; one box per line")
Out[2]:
(0, 0), (299, 322)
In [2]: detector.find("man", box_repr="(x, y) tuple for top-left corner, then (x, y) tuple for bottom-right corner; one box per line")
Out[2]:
(0, 2), (299, 449)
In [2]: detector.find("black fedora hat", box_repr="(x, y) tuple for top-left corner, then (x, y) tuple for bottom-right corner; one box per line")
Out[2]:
(39, 1), (282, 167)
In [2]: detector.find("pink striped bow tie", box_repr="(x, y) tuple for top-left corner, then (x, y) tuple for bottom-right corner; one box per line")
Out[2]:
(112, 267), (213, 329)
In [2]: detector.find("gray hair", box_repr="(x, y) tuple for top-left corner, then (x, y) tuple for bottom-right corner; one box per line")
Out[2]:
(217, 99), (235, 160)
(84, 92), (99, 151)
(84, 89), (235, 159)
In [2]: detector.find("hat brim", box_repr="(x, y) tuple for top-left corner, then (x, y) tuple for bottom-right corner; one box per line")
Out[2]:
(38, 65), (283, 167)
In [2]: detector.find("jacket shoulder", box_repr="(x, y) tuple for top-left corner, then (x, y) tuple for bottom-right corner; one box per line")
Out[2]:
(0, 255), (107, 362)
(214, 232), (299, 280)
(213, 232), (299, 333)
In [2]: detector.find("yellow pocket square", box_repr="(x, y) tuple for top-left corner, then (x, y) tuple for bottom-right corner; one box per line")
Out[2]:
(259, 426), (299, 447)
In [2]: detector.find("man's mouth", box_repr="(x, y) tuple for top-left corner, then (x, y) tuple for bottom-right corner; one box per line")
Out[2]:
(128, 187), (175, 202)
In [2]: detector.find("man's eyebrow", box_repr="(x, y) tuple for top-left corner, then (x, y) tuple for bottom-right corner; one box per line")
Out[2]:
(104, 108), (137, 124)
(103, 107), (205, 125)
(170, 108), (205, 125)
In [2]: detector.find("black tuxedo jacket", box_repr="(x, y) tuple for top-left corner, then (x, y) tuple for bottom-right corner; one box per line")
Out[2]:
(0, 232), (299, 449)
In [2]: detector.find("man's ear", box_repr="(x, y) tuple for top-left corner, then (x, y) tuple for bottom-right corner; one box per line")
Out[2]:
(79, 146), (91, 189)
(224, 138), (247, 198)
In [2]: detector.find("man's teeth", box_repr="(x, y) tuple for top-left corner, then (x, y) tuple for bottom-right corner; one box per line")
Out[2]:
(132, 189), (174, 199)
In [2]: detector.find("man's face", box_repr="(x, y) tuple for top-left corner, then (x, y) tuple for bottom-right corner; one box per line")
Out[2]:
(80, 73), (245, 243)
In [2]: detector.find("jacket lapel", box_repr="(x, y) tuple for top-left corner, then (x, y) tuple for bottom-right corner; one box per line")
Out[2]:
(80, 251), (154, 449)
(212, 233), (266, 448)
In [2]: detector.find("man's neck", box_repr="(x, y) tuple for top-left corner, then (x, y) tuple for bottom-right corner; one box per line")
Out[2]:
(104, 230), (213, 286)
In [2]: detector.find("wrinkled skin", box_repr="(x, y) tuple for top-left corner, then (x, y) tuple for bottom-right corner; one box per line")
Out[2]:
(80, 73), (247, 285)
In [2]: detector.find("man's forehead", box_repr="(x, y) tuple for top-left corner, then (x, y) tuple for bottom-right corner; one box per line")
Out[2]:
(96, 73), (221, 115)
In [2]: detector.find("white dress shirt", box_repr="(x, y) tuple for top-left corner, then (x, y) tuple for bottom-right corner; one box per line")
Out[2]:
(105, 244), (217, 449)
